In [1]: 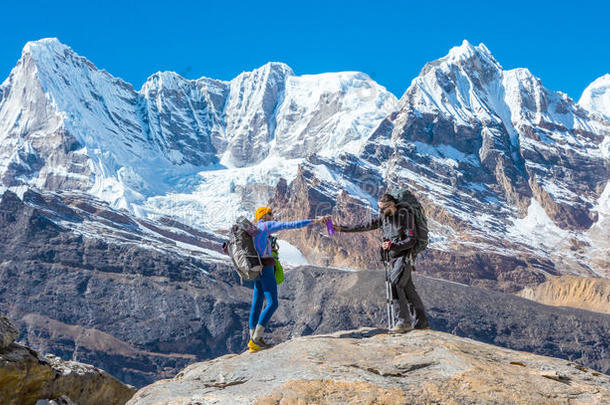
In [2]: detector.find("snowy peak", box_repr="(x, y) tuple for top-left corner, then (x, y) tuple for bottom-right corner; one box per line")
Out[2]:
(375, 39), (609, 264)
(403, 40), (508, 120)
(21, 37), (72, 62)
(142, 70), (228, 92)
(419, 40), (501, 79)
(0, 38), (207, 206)
(402, 39), (603, 139)
(445, 40), (501, 69)
(246, 61), (294, 78)
(18, 37), (125, 92)
(579, 74), (610, 120)
(0, 39), (97, 192)
(221, 62), (293, 166)
(274, 70), (397, 158)
(143, 71), (192, 90)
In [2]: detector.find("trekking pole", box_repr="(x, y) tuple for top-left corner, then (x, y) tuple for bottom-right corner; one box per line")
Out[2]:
(383, 251), (395, 330)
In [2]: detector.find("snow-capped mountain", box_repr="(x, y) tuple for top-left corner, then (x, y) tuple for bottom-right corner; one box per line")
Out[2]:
(390, 41), (609, 280)
(0, 38), (396, 218)
(391, 40), (609, 229)
(579, 73), (610, 162)
(269, 41), (610, 287)
(1, 38), (609, 289)
(580, 74), (610, 122)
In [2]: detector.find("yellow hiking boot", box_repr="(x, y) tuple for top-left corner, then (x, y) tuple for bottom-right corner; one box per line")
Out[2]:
(248, 338), (264, 353)
(248, 338), (272, 353)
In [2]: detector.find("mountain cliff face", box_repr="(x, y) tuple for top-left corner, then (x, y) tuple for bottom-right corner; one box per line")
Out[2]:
(127, 328), (610, 405)
(1, 316), (135, 405)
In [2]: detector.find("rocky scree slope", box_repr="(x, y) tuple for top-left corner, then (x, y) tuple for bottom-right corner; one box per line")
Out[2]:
(518, 275), (610, 314)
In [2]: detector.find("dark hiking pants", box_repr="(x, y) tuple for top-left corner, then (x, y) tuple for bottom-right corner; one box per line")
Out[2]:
(389, 255), (429, 329)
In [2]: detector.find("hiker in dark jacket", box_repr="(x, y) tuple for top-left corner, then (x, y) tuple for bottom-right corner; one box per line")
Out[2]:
(335, 193), (429, 332)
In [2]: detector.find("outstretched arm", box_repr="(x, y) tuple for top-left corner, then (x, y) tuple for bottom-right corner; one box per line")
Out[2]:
(265, 219), (313, 234)
(335, 217), (382, 233)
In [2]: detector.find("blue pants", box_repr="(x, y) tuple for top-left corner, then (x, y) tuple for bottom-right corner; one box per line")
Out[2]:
(249, 266), (278, 329)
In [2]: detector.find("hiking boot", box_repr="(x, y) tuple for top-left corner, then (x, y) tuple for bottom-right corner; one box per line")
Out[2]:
(248, 339), (265, 353)
(248, 338), (267, 353)
(391, 322), (413, 334)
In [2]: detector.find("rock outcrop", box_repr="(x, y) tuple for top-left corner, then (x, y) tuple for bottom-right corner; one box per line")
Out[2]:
(280, 266), (610, 376)
(518, 275), (610, 314)
(0, 316), (135, 405)
(1, 316), (18, 349)
(128, 328), (610, 405)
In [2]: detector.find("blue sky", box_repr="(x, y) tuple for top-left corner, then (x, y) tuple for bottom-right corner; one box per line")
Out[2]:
(1, 0), (608, 100)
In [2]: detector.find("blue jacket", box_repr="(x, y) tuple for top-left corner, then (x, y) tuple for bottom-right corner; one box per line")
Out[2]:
(253, 219), (312, 257)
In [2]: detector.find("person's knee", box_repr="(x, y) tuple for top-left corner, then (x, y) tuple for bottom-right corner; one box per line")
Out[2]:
(263, 288), (278, 306)
(267, 297), (279, 312)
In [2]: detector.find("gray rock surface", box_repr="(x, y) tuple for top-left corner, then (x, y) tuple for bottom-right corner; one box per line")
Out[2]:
(0, 316), (18, 349)
(127, 328), (610, 405)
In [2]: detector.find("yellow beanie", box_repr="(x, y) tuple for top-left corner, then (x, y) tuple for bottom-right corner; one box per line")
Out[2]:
(255, 206), (272, 221)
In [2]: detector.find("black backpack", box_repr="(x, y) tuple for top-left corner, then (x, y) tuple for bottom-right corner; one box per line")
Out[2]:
(223, 216), (264, 281)
(390, 188), (429, 258)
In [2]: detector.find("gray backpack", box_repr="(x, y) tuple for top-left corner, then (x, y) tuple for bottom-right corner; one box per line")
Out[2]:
(224, 216), (264, 281)
(390, 188), (429, 258)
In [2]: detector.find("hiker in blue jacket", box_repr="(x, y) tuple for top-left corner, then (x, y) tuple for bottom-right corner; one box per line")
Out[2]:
(248, 206), (329, 352)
